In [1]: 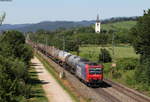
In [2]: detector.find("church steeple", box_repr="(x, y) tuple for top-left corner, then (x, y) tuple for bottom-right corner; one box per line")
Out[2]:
(95, 14), (101, 33)
(96, 14), (100, 22)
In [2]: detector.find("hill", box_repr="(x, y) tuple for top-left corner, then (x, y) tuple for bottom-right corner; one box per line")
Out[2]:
(0, 17), (138, 32)
(0, 21), (95, 32)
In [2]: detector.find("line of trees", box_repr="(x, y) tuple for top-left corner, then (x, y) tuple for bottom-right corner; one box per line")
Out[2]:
(130, 9), (150, 85)
(102, 16), (138, 24)
(0, 31), (33, 102)
(29, 27), (129, 51)
(28, 16), (136, 54)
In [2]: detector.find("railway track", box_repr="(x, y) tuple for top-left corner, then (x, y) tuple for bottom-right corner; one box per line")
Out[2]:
(104, 79), (150, 102)
(93, 88), (121, 102)
(34, 48), (150, 102)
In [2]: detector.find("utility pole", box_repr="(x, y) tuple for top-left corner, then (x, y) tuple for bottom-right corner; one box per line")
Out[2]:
(110, 25), (116, 62)
(110, 25), (116, 77)
(63, 36), (65, 51)
(112, 32), (115, 62)
(77, 38), (80, 56)
(26, 34), (30, 43)
(0, 12), (6, 26)
(45, 32), (48, 56)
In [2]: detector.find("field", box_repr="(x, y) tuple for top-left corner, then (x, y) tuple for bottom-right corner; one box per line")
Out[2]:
(102, 21), (137, 30)
(78, 45), (139, 62)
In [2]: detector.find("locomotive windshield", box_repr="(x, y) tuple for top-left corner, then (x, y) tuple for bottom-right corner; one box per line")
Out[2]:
(89, 68), (102, 74)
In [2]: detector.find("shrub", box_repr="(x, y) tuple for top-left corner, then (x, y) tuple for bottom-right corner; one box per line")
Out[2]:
(135, 58), (150, 85)
(117, 58), (138, 70)
(112, 72), (122, 79)
(98, 48), (112, 63)
(125, 75), (136, 85)
(0, 31), (33, 66)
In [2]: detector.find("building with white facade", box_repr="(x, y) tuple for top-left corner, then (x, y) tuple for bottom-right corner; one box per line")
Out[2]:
(95, 14), (101, 33)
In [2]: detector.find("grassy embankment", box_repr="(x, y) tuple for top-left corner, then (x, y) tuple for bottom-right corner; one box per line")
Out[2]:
(28, 67), (48, 102)
(35, 52), (87, 102)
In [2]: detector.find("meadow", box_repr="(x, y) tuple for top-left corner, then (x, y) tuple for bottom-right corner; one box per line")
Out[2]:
(101, 21), (137, 30)
(78, 45), (139, 62)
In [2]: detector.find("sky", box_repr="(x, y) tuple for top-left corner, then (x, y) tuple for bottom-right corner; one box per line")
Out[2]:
(0, 0), (150, 24)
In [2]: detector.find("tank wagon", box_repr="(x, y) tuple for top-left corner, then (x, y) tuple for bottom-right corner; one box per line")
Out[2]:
(29, 41), (103, 85)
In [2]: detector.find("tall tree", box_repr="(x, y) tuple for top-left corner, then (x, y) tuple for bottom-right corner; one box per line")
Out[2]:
(0, 31), (33, 65)
(130, 9), (150, 84)
(131, 10), (150, 57)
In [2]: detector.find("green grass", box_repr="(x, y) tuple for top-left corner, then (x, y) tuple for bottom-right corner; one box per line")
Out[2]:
(78, 45), (139, 62)
(102, 21), (137, 30)
(28, 67), (48, 102)
(35, 53), (79, 102)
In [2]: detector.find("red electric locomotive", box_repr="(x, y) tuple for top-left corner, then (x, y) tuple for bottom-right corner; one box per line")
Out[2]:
(66, 55), (103, 85)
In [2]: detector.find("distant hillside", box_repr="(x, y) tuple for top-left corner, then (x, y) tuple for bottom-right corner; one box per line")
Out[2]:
(0, 17), (138, 32)
(0, 24), (29, 30)
(0, 21), (95, 32)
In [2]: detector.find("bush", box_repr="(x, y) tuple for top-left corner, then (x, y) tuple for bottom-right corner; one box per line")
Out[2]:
(117, 58), (138, 70)
(98, 48), (112, 63)
(112, 72), (122, 79)
(0, 31), (33, 66)
(0, 55), (31, 99)
(135, 58), (150, 85)
(125, 75), (136, 85)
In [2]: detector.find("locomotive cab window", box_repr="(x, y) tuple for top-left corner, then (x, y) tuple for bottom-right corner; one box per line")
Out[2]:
(89, 68), (102, 74)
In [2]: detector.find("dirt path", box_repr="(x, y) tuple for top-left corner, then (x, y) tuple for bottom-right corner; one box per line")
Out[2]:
(31, 57), (74, 102)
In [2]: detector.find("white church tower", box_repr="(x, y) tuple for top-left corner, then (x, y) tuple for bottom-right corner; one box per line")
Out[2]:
(95, 14), (101, 33)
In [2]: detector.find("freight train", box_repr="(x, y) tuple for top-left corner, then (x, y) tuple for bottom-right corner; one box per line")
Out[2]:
(28, 41), (103, 86)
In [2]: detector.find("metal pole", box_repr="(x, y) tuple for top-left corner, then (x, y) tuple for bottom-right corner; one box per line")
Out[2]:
(45, 32), (48, 56)
(0, 12), (6, 26)
(112, 32), (115, 62)
(110, 25), (115, 62)
(63, 36), (65, 51)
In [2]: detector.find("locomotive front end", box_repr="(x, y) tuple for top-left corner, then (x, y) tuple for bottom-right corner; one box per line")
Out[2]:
(86, 64), (103, 84)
